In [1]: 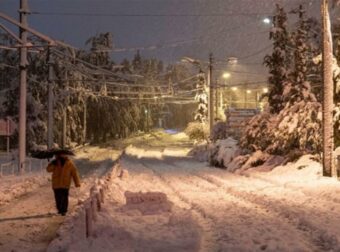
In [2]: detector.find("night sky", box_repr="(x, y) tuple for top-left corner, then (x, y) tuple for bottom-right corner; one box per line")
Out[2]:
(1, 0), (319, 84)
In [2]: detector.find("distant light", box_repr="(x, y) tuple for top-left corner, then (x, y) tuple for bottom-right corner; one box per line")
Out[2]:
(263, 18), (271, 24)
(114, 96), (119, 100)
(263, 87), (269, 93)
(227, 57), (238, 65)
(154, 96), (158, 99)
(231, 87), (237, 91)
(246, 90), (251, 94)
(145, 109), (148, 114)
(222, 72), (231, 79)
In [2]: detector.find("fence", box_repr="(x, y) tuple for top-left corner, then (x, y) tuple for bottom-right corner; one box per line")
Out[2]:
(83, 161), (122, 238)
(0, 158), (48, 177)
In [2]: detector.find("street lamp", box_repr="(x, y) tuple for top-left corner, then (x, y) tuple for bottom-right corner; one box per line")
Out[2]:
(263, 87), (268, 93)
(263, 17), (271, 24)
(222, 72), (231, 79)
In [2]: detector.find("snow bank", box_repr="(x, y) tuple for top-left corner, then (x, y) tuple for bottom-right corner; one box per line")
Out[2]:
(0, 172), (49, 206)
(213, 138), (240, 167)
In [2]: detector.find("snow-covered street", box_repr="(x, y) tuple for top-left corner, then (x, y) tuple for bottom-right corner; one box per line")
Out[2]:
(48, 133), (340, 252)
(0, 145), (121, 252)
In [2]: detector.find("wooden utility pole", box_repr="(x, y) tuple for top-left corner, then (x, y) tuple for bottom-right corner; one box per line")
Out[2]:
(47, 47), (54, 149)
(83, 98), (87, 144)
(62, 71), (68, 148)
(322, 0), (336, 177)
(208, 53), (214, 135)
(18, 0), (29, 173)
(215, 79), (219, 120)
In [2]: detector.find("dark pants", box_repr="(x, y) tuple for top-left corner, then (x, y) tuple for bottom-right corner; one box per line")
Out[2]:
(53, 188), (69, 214)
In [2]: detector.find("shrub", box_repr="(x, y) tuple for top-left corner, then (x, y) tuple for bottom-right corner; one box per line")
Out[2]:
(184, 122), (209, 142)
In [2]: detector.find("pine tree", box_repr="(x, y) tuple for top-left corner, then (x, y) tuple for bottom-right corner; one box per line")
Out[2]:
(286, 5), (317, 104)
(264, 4), (291, 113)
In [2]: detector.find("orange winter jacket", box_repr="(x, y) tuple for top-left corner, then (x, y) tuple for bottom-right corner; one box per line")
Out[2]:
(46, 158), (81, 189)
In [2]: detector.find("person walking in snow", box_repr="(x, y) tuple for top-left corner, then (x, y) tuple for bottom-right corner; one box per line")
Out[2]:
(46, 152), (81, 216)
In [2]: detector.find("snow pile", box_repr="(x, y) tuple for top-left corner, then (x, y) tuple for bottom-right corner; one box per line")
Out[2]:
(0, 172), (49, 206)
(258, 154), (322, 182)
(209, 138), (240, 168)
(123, 191), (173, 215)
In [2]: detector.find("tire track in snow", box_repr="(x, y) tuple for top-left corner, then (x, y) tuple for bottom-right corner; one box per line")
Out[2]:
(195, 173), (340, 252)
(137, 159), (224, 252)
(142, 158), (317, 252)
(163, 159), (322, 251)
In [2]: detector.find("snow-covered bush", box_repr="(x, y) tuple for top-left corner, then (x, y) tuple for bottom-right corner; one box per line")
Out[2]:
(241, 100), (322, 156)
(209, 137), (239, 168)
(184, 122), (209, 142)
(211, 121), (227, 142)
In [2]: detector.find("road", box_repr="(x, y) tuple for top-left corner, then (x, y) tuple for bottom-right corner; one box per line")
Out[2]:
(111, 143), (340, 252)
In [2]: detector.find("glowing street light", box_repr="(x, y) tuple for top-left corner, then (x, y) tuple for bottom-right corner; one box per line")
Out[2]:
(263, 17), (271, 24)
(231, 87), (237, 91)
(222, 72), (231, 79)
(246, 90), (251, 94)
(263, 87), (269, 93)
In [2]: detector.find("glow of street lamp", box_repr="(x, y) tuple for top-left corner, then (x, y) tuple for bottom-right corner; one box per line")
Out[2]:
(222, 72), (231, 79)
(263, 87), (269, 93)
(231, 87), (237, 91)
(263, 18), (271, 24)
(246, 90), (251, 94)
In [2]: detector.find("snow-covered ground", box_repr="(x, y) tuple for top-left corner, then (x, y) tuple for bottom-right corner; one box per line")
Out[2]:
(0, 144), (122, 252)
(47, 132), (340, 252)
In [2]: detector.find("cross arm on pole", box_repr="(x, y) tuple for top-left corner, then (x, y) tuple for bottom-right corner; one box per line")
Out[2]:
(0, 23), (23, 44)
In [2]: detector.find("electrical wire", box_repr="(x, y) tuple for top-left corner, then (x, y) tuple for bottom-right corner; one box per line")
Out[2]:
(31, 11), (272, 18)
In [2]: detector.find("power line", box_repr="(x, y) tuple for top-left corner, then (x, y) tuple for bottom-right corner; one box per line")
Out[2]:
(239, 44), (272, 60)
(31, 11), (271, 18)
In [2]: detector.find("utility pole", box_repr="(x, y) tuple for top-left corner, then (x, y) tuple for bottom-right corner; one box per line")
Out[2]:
(18, 0), (29, 173)
(62, 71), (68, 148)
(47, 47), (54, 149)
(83, 97), (87, 144)
(215, 79), (219, 120)
(322, 0), (335, 177)
(208, 53), (214, 135)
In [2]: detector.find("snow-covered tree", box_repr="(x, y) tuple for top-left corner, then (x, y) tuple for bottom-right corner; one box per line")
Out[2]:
(194, 70), (208, 123)
(241, 4), (322, 158)
(264, 4), (291, 113)
(284, 5), (317, 105)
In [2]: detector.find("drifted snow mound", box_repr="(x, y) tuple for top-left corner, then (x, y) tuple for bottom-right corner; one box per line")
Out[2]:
(122, 191), (173, 215)
(210, 137), (240, 168)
